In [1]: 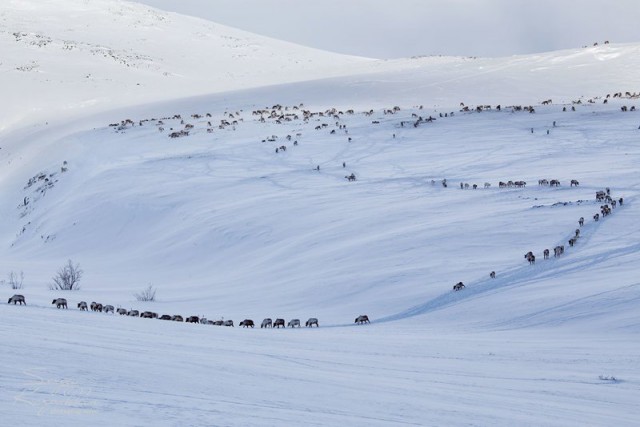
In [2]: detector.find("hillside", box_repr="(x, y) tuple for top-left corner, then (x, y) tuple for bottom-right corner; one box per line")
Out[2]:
(0, 0), (371, 131)
(1, 2), (640, 426)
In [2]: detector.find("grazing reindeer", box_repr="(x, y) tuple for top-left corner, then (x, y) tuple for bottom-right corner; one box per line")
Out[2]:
(127, 310), (139, 317)
(453, 282), (465, 291)
(579, 217), (584, 227)
(185, 316), (199, 323)
(52, 298), (68, 309)
(103, 305), (114, 314)
(77, 301), (88, 311)
(261, 318), (273, 328)
(526, 253), (536, 264)
(489, 271), (496, 279)
(288, 319), (301, 328)
(355, 315), (370, 324)
(8, 295), (26, 305)
(273, 318), (285, 328)
(117, 308), (127, 315)
(306, 318), (319, 327)
(570, 179), (580, 186)
(240, 319), (255, 328)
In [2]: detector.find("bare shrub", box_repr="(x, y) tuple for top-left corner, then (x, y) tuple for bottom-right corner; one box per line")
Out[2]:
(135, 284), (156, 302)
(8, 271), (24, 289)
(50, 259), (83, 290)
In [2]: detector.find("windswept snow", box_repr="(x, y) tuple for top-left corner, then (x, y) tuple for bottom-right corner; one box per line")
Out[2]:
(1, 1), (640, 426)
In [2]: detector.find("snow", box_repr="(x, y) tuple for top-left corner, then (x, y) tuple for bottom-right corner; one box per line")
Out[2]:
(1, 1), (640, 425)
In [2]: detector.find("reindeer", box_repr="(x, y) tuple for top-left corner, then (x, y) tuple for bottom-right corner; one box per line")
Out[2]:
(77, 301), (88, 311)
(159, 314), (172, 320)
(223, 320), (234, 327)
(489, 271), (496, 279)
(570, 179), (579, 186)
(453, 282), (466, 291)
(240, 319), (255, 328)
(525, 252), (536, 265)
(543, 249), (550, 259)
(52, 298), (67, 309)
(171, 315), (184, 322)
(185, 316), (199, 323)
(355, 315), (370, 324)
(579, 217), (584, 227)
(261, 318), (273, 328)
(117, 308), (127, 315)
(288, 319), (301, 328)
(274, 318), (285, 328)
(306, 318), (319, 327)
(575, 229), (580, 238)
(141, 311), (158, 319)
(127, 310), (139, 317)
(7, 295), (25, 305)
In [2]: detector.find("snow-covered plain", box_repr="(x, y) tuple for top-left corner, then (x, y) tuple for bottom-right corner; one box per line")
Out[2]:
(1, 1), (640, 425)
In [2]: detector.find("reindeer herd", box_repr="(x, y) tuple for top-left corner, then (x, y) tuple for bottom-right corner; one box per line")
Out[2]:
(6, 294), (374, 328)
(453, 186), (625, 292)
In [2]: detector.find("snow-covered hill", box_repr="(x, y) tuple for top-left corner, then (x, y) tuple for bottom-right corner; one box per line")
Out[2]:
(1, 1), (639, 425)
(0, 0), (371, 131)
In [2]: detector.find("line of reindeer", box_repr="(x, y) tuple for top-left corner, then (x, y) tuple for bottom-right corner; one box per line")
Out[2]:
(454, 188), (624, 292)
(6, 295), (373, 327)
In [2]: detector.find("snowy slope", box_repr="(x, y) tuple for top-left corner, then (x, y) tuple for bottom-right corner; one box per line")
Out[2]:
(1, 2), (640, 425)
(0, 0), (371, 131)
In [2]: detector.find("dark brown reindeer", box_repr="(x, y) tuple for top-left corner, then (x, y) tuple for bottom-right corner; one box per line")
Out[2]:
(52, 298), (67, 309)
(453, 282), (466, 291)
(489, 271), (496, 279)
(240, 319), (255, 328)
(185, 316), (199, 323)
(273, 318), (285, 328)
(355, 315), (370, 324)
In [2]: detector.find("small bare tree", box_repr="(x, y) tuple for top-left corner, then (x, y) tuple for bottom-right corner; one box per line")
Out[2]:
(50, 259), (83, 290)
(8, 271), (24, 289)
(135, 284), (156, 302)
